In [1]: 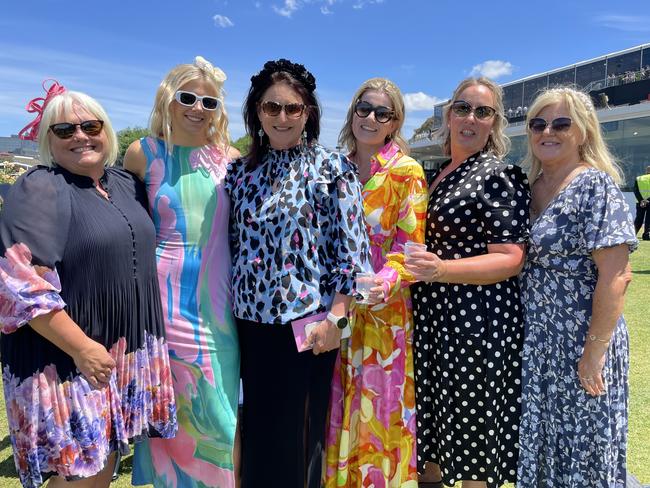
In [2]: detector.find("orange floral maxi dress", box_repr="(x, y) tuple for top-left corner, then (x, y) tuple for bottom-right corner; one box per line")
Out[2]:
(325, 142), (428, 487)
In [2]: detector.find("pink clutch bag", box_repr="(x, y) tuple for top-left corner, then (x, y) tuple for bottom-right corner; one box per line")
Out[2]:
(291, 312), (328, 352)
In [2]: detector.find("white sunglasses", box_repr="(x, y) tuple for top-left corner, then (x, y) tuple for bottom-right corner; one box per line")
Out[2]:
(174, 90), (220, 111)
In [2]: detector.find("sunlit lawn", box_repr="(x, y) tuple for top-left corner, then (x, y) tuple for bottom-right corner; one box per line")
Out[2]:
(0, 243), (648, 487)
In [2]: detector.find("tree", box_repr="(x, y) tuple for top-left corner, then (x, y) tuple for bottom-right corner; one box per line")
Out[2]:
(116, 127), (149, 166)
(231, 134), (251, 156)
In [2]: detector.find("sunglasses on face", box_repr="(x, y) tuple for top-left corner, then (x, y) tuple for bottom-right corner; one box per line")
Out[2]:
(174, 90), (220, 111)
(354, 100), (395, 124)
(450, 100), (497, 120)
(259, 100), (307, 118)
(49, 120), (104, 139)
(528, 117), (573, 134)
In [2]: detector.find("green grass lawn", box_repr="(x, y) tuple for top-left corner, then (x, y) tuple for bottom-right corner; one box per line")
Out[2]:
(0, 243), (648, 487)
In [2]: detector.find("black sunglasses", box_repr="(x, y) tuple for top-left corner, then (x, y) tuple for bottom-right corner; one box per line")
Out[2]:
(49, 120), (104, 139)
(528, 117), (573, 134)
(354, 100), (395, 124)
(260, 100), (307, 118)
(451, 100), (496, 120)
(174, 90), (220, 111)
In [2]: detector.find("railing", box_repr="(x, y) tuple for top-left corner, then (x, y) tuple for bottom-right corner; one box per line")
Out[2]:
(584, 66), (650, 93)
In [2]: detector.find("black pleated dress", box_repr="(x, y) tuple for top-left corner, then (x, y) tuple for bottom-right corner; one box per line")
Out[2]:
(0, 165), (177, 488)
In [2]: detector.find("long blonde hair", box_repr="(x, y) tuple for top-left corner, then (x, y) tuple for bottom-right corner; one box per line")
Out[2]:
(149, 56), (230, 151)
(338, 77), (409, 156)
(38, 91), (118, 167)
(524, 87), (623, 184)
(434, 77), (510, 159)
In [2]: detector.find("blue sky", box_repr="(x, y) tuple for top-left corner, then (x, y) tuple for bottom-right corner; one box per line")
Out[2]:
(1, 0), (649, 149)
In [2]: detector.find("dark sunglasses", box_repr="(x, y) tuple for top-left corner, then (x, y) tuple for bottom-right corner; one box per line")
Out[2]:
(49, 120), (104, 139)
(174, 90), (220, 111)
(451, 100), (497, 120)
(260, 100), (307, 118)
(354, 100), (395, 124)
(528, 117), (573, 133)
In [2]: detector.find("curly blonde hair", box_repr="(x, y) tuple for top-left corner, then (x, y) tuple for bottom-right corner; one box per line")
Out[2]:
(524, 86), (623, 184)
(338, 78), (409, 156)
(149, 56), (230, 151)
(434, 77), (510, 159)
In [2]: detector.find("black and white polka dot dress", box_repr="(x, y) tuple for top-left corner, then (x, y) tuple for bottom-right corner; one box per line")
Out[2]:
(411, 152), (530, 487)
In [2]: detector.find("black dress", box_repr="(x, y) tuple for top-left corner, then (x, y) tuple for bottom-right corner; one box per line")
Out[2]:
(0, 166), (177, 488)
(411, 152), (530, 487)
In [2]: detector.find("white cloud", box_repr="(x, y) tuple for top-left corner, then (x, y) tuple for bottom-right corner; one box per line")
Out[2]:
(273, 0), (300, 17)
(321, 5), (333, 14)
(469, 60), (513, 79)
(593, 14), (650, 32)
(403, 92), (442, 112)
(213, 14), (234, 28)
(353, 0), (383, 9)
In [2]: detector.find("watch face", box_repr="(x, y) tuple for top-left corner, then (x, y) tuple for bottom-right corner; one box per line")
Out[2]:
(336, 317), (348, 329)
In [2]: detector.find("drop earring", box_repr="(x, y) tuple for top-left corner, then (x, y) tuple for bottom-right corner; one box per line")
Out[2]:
(258, 128), (265, 146)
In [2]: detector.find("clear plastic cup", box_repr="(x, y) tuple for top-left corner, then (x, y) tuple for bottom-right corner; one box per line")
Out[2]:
(404, 240), (427, 259)
(355, 272), (376, 304)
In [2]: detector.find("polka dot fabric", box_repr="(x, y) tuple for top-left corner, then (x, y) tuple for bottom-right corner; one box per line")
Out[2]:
(411, 152), (530, 487)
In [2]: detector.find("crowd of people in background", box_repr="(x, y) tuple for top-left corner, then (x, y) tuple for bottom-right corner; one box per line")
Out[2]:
(0, 56), (639, 488)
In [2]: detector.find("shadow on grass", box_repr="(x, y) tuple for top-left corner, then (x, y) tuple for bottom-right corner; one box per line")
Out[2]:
(0, 454), (17, 479)
(117, 453), (134, 475)
(632, 270), (650, 274)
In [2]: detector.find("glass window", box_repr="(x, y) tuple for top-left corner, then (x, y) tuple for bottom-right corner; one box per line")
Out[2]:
(576, 60), (607, 88)
(548, 68), (576, 87)
(523, 76), (548, 107)
(607, 50), (642, 76)
(504, 135), (527, 168)
(503, 83), (523, 114)
(603, 116), (650, 190)
(432, 104), (444, 130)
(642, 48), (650, 69)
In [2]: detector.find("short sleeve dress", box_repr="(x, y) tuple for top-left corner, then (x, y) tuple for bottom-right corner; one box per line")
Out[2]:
(0, 166), (177, 488)
(411, 152), (530, 487)
(517, 168), (637, 487)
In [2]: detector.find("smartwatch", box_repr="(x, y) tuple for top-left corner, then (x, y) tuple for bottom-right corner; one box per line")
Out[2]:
(327, 312), (349, 330)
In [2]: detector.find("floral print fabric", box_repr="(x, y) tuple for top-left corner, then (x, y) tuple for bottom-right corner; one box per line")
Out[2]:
(325, 142), (428, 487)
(0, 166), (177, 487)
(517, 169), (637, 488)
(0, 242), (65, 333)
(225, 143), (370, 324)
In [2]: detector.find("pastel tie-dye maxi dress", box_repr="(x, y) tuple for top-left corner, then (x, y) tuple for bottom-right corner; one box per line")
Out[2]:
(325, 142), (428, 487)
(132, 137), (239, 488)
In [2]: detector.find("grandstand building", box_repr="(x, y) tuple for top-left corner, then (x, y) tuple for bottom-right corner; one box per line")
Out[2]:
(410, 43), (650, 190)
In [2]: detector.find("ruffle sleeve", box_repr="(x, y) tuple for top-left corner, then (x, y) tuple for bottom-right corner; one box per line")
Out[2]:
(323, 151), (371, 295)
(579, 170), (638, 253)
(0, 167), (70, 333)
(479, 161), (531, 245)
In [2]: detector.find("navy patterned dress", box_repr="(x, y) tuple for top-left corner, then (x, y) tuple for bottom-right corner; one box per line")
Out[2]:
(517, 168), (637, 487)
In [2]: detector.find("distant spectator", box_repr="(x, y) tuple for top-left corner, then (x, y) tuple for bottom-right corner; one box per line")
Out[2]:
(634, 165), (650, 240)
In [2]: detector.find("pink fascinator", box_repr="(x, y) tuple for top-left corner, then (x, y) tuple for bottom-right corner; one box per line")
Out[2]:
(18, 79), (67, 141)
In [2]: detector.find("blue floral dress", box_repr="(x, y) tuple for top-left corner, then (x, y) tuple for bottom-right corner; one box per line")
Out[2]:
(517, 168), (637, 487)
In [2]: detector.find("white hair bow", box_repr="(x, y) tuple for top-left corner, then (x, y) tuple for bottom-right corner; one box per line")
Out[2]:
(194, 56), (227, 83)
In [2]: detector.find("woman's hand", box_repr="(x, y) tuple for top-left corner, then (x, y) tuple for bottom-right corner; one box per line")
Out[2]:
(72, 339), (116, 389)
(404, 251), (448, 283)
(309, 319), (342, 355)
(577, 343), (607, 397)
(365, 277), (386, 304)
